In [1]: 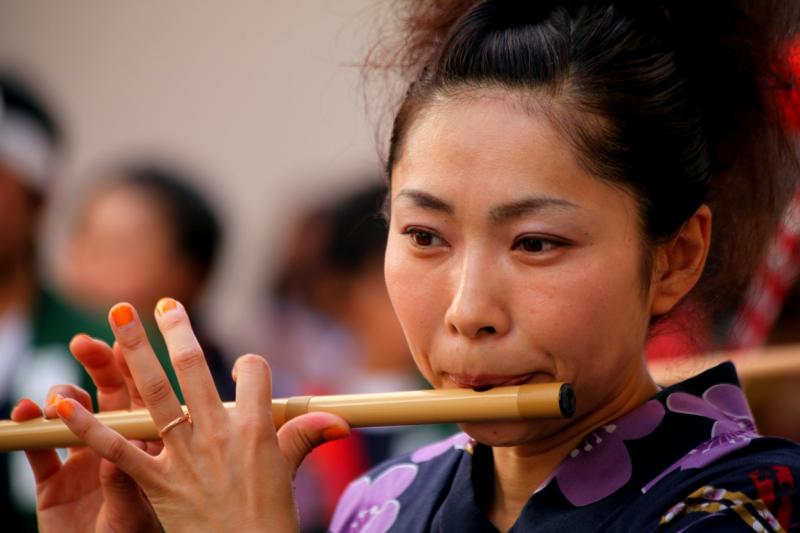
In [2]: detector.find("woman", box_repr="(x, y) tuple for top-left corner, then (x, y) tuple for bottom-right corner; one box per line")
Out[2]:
(11, 0), (800, 531)
(55, 162), (234, 401)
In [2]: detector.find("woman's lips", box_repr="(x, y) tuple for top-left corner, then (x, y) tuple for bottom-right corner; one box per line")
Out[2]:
(447, 372), (536, 391)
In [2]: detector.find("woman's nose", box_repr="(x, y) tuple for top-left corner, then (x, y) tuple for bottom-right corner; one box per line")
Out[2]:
(444, 255), (510, 339)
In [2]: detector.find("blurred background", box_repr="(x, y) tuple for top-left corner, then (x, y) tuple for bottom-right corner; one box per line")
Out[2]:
(0, 3), (798, 532)
(0, 2), (439, 531)
(0, 1), (380, 351)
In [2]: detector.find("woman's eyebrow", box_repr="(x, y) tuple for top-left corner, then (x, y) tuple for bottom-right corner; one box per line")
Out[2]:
(395, 189), (579, 221)
(394, 189), (453, 214)
(490, 196), (580, 222)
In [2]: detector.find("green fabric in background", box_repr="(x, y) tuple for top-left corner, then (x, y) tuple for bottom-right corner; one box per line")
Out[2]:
(32, 288), (183, 404)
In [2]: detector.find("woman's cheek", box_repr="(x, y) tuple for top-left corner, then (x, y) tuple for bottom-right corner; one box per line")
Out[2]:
(519, 260), (643, 378)
(384, 247), (443, 384)
(384, 247), (426, 338)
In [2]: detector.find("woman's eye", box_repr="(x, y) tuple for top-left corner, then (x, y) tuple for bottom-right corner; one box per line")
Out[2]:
(404, 228), (442, 247)
(513, 236), (562, 253)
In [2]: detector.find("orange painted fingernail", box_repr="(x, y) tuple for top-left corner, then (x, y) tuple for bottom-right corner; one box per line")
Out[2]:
(156, 297), (177, 316)
(111, 304), (134, 327)
(47, 393), (63, 406)
(322, 426), (350, 441)
(56, 399), (74, 419)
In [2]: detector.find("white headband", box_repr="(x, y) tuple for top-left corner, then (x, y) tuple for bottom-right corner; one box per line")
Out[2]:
(0, 88), (54, 191)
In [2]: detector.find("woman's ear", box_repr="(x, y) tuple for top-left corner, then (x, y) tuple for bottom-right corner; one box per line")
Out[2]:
(649, 205), (712, 316)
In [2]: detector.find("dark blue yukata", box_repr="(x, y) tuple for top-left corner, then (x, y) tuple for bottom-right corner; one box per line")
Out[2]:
(329, 363), (800, 532)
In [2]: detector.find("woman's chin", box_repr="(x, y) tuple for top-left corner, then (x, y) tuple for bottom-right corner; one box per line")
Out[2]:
(458, 419), (567, 447)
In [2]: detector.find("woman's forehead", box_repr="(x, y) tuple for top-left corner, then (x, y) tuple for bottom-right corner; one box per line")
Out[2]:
(387, 93), (648, 235)
(403, 90), (577, 160)
(393, 97), (605, 202)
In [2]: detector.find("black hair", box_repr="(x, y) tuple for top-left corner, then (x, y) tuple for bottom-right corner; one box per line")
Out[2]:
(113, 164), (222, 283)
(323, 182), (389, 274)
(376, 0), (800, 318)
(0, 72), (61, 146)
(270, 181), (388, 309)
(0, 71), (62, 203)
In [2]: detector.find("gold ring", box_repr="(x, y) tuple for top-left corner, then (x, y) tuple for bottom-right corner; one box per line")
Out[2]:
(159, 412), (192, 437)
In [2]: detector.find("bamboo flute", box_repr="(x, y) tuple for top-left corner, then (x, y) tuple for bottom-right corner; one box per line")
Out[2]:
(649, 343), (800, 385)
(0, 382), (575, 452)
(5, 343), (798, 453)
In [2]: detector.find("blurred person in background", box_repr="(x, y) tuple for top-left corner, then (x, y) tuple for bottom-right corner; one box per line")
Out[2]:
(260, 206), (361, 398)
(55, 162), (234, 402)
(294, 182), (452, 452)
(266, 181), (453, 531)
(0, 72), (111, 532)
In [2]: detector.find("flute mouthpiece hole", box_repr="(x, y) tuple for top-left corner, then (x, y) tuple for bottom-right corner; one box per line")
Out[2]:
(559, 383), (577, 418)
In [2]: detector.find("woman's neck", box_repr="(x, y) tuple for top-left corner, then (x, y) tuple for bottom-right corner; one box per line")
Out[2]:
(485, 359), (658, 531)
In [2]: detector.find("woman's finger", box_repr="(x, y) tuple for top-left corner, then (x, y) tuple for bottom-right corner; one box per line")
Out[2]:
(10, 399), (62, 483)
(11, 398), (45, 422)
(276, 412), (351, 476)
(70, 334), (130, 411)
(113, 342), (146, 408)
(39, 385), (97, 459)
(154, 298), (225, 430)
(41, 384), (93, 419)
(108, 303), (188, 440)
(233, 354), (272, 421)
(55, 397), (158, 486)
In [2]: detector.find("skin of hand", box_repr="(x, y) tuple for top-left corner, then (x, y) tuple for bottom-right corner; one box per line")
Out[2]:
(49, 299), (351, 533)
(11, 334), (161, 533)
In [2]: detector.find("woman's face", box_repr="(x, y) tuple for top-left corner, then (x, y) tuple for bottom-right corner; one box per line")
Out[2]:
(384, 93), (657, 446)
(59, 183), (199, 315)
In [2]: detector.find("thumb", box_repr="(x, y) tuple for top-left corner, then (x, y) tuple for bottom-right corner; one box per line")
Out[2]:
(276, 412), (351, 476)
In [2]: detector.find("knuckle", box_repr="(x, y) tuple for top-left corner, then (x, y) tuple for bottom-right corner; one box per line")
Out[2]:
(294, 428), (315, 457)
(194, 427), (228, 454)
(118, 331), (149, 352)
(278, 419), (316, 459)
(73, 386), (92, 405)
(55, 384), (91, 406)
(172, 346), (206, 373)
(104, 435), (128, 464)
(159, 313), (184, 332)
(238, 413), (272, 438)
(72, 419), (92, 441)
(254, 421), (275, 443)
(139, 377), (173, 404)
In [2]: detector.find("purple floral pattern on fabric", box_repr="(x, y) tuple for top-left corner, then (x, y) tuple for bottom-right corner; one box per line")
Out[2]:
(554, 400), (666, 506)
(330, 433), (474, 532)
(330, 464), (418, 533)
(411, 432), (473, 463)
(642, 383), (759, 493)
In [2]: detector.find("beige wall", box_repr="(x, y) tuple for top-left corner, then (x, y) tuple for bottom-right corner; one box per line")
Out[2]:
(0, 1), (381, 352)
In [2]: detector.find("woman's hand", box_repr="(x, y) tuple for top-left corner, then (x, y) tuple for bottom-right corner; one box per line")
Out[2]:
(11, 334), (161, 533)
(52, 299), (351, 533)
